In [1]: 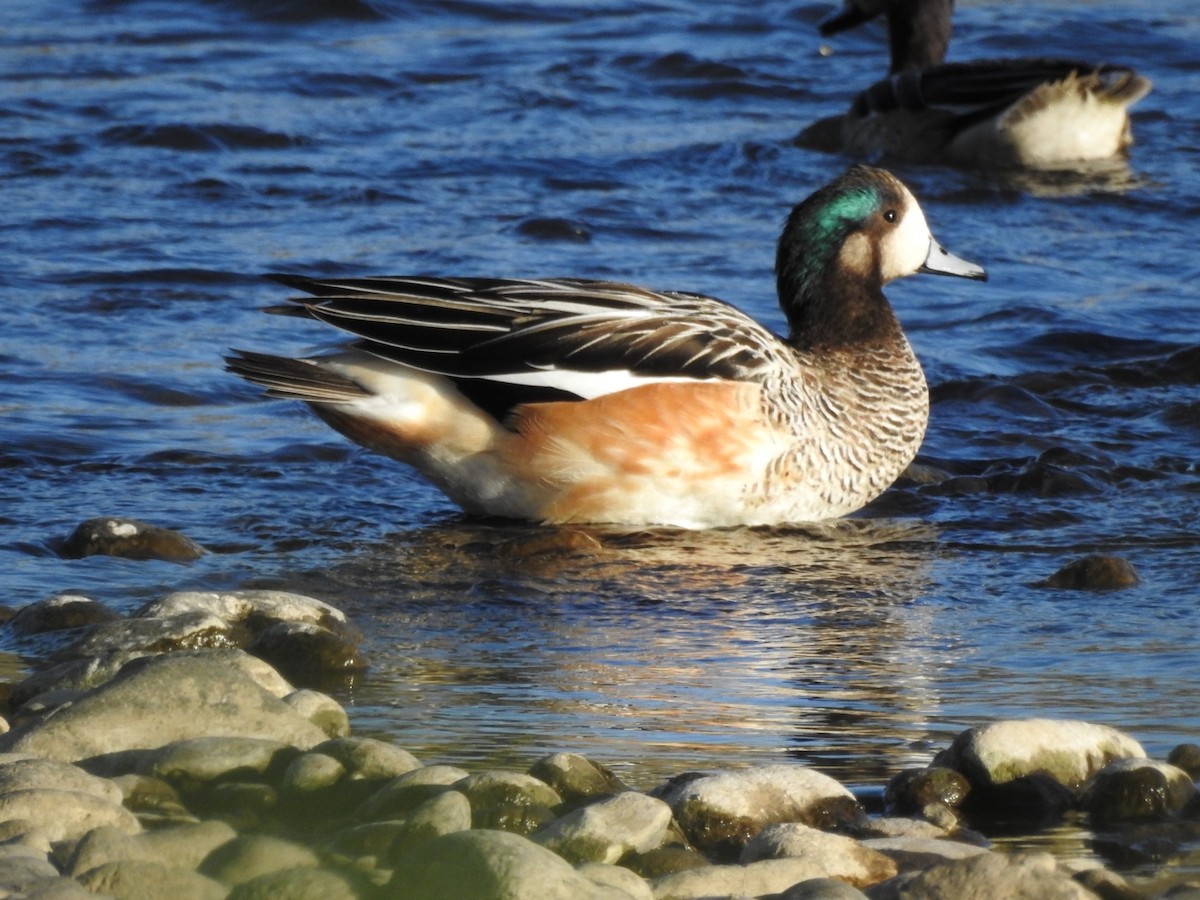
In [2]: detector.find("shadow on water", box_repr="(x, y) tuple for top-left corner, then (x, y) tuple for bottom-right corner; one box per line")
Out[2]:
(266, 517), (951, 785)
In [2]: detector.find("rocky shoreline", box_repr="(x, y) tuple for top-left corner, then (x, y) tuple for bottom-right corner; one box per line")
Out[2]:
(0, 565), (1198, 897)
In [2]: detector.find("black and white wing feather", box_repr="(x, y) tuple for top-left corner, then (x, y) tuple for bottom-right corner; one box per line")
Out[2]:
(248, 274), (789, 416)
(852, 59), (1151, 128)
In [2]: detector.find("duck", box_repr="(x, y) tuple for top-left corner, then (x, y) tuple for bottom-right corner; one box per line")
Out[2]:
(800, 0), (1152, 169)
(226, 165), (986, 529)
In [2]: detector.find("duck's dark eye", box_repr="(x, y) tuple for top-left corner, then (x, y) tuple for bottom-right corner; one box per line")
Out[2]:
(883, 209), (898, 223)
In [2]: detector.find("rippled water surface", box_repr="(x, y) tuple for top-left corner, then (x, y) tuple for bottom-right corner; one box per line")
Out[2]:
(3, 0), (1199, 883)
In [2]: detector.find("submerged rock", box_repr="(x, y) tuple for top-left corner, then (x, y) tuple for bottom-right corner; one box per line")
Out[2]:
(1080, 758), (1196, 823)
(1038, 555), (1140, 590)
(60, 517), (206, 563)
(4, 594), (122, 636)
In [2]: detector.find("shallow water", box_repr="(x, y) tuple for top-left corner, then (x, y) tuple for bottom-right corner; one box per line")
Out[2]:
(2, 0), (1199, 884)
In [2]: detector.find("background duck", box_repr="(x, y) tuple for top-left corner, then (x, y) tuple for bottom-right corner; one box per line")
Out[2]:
(800, 0), (1152, 169)
(228, 166), (985, 529)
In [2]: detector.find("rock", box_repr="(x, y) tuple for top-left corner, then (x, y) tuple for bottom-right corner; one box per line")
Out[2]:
(652, 857), (870, 899)
(1167, 743), (1200, 779)
(227, 867), (364, 900)
(1038, 555), (1139, 590)
(456, 770), (563, 834)
(385, 788), (474, 857)
(738, 823), (897, 886)
(1072, 866), (1146, 900)
(577, 862), (654, 900)
(528, 753), (629, 806)
(621, 846), (710, 879)
(74, 859), (228, 899)
(5, 594), (122, 636)
(0, 788), (140, 842)
(60, 517), (206, 562)
(782, 877), (871, 899)
(388, 828), (622, 900)
(884, 768), (971, 814)
(67, 820), (236, 876)
(0, 844), (60, 883)
(12, 641), (294, 711)
(282, 690), (351, 738)
(190, 781), (279, 830)
(656, 765), (860, 858)
(140, 736), (298, 789)
(0, 875), (96, 899)
(52, 612), (245, 662)
(0, 756), (123, 804)
(855, 816), (952, 841)
(861, 836), (991, 871)
(247, 621), (368, 687)
(932, 719), (1146, 790)
(109, 773), (194, 823)
(533, 791), (672, 864)
(199, 833), (319, 886)
(1080, 759), (1196, 823)
(280, 752), (347, 794)
(0, 650), (327, 763)
(137, 590), (361, 643)
(314, 737), (422, 781)
(866, 850), (1099, 900)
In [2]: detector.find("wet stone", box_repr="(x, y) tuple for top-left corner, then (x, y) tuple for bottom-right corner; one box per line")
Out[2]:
(1038, 554), (1140, 590)
(139, 736), (298, 790)
(621, 844), (710, 879)
(247, 620), (368, 688)
(137, 590), (362, 643)
(1081, 759), (1196, 824)
(527, 752), (629, 807)
(5, 594), (122, 636)
(884, 767), (971, 814)
(52, 611), (246, 661)
(456, 771), (563, 836)
(1168, 743), (1200, 779)
(60, 516), (206, 563)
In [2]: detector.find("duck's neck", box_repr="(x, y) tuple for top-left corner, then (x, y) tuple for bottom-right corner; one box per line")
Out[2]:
(887, 0), (953, 72)
(776, 252), (902, 353)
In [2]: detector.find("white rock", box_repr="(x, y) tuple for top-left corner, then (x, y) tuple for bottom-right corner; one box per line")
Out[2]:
(738, 823), (896, 886)
(657, 765), (857, 855)
(651, 857), (855, 899)
(534, 791), (672, 864)
(932, 719), (1145, 788)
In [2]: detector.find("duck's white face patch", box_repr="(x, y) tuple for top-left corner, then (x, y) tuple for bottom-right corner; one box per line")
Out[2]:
(880, 183), (933, 283)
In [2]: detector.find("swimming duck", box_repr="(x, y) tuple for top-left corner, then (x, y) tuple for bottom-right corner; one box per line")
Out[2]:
(227, 165), (985, 529)
(801, 0), (1152, 169)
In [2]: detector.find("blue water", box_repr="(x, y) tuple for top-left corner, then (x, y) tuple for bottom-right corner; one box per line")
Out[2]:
(3, 0), (1199, 881)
